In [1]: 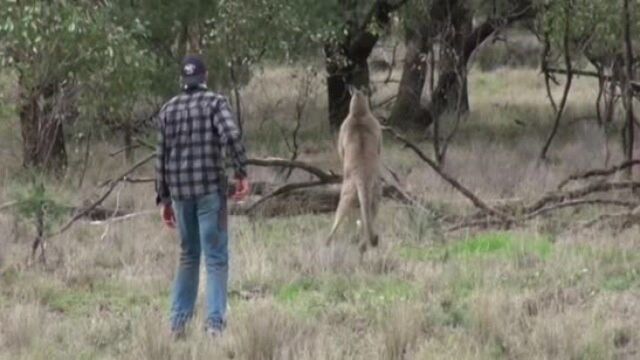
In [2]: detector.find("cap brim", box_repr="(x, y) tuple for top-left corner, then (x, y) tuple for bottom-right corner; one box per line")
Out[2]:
(182, 74), (206, 86)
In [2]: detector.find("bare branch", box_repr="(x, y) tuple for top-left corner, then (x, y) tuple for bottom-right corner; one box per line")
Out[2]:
(540, 4), (573, 160)
(545, 68), (640, 92)
(109, 144), (141, 157)
(524, 199), (638, 220)
(383, 126), (513, 222)
(52, 153), (155, 237)
(527, 181), (640, 213)
(88, 210), (156, 226)
(135, 137), (155, 150)
(247, 158), (341, 183)
(246, 180), (328, 214)
(557, 160), (640, 189)
(0, 201), (18, 212)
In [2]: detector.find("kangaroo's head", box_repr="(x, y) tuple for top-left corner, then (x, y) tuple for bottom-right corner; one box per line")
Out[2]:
(347, 86), (371, 117)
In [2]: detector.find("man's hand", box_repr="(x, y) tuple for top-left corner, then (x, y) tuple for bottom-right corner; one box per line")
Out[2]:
(161, 203), (176, 229)
(232, 177), (250, 201)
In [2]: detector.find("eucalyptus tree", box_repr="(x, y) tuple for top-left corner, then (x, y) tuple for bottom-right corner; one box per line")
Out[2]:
(0, 1), (120, 173)
(538, 0), (640, 161)
(389, 0), (536, 129)
(286, 0), (409, 129)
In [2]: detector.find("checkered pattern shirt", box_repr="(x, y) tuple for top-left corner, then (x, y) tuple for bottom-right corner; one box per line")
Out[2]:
(155, 87), (247, 205)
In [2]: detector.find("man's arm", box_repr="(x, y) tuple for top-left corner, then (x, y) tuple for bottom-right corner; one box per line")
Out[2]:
(212, 97), (248, 179)
(155, 114), (171, 206)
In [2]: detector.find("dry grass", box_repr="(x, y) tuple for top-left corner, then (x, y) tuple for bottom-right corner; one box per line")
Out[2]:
(0, 64), (639, 359)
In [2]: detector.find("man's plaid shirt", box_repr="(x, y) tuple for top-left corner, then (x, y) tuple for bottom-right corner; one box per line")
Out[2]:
(155, 87), (247, 205)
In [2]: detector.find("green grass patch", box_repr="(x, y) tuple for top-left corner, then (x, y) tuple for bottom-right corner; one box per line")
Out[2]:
(37, 280), (159, 317)
(601, 269), (640, 292)
(452, 232), (552, 259)
(276, 276), (418, 317)
(247, 214), (329, 248)
(399, 231), (553, 263)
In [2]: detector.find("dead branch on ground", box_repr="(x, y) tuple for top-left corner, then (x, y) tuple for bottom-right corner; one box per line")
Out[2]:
(247, 158), (341, 183)
(557, 160), (640, 189)
(383, 126), (514, 222)
(52, 153), (155, 237)
(383, 126), (640, 232)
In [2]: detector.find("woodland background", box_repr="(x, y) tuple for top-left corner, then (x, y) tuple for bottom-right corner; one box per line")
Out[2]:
(0, 1), (639, 359)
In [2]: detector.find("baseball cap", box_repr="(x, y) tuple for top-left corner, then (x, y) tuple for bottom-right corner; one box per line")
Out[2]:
(181, 55), (207, 86)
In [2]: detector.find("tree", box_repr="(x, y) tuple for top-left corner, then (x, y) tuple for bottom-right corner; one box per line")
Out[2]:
(622, 0), (636, 175)
(114, 0), (305, 131)
(538, 0), (640, 161)
(1, 2), (94, 173)
(323, 1), (409, 130)
(389, 0), (536, 129)
(289, 0), (408, 129)
(0, 1), (156, 173)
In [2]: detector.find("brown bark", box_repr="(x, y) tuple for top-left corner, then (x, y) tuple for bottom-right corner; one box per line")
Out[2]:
(540, 2), (573, 161)
(326, 44), (371, 130)
(431, 0), (473, 117)
(18, 79), (68, 174)
(622, 0), (636, 178)
(388, 26), (432, 128)
(389, 0), (474, 128)
(390, 0), (535, 129)
(325, 0), (408, 130)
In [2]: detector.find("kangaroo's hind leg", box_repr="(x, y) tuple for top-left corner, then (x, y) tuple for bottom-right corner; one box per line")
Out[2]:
(369, 179), (382, 247)
(326, 182), (357, 246)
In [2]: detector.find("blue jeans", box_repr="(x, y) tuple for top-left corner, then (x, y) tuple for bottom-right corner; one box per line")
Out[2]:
(170, 191), (228, 331)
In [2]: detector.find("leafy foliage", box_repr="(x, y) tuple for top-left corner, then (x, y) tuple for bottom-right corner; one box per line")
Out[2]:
(9, 177), (67, 236)
(539, 0), (640, 60)
(0, 1), (115, 88)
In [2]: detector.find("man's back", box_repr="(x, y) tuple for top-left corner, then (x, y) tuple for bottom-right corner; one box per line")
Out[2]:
(155, 88), (247, 204)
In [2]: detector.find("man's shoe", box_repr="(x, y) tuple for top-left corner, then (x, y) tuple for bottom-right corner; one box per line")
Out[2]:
(205, 326), (223, 338)
(204, 319), (225, 338)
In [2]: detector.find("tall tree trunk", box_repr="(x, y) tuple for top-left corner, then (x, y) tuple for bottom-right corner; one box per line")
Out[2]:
(19, 79), (67, 174)
(622, 0), (636, 178)
(325, 45), (371, 130)
(390, 0), (535, 129)
(388, 27), (431, 128)
(429, 0), (472, 120)
(325, 0), (408, 130)
(389, 0), (472, 128)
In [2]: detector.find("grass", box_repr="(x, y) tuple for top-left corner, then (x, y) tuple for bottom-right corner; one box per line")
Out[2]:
(1, 63), (640, 359)
(276, 275), (417, 318)
(399, 231), (553, 262)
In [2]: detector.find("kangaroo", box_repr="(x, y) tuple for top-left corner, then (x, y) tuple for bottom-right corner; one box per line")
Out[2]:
(326, 88), (382, 254)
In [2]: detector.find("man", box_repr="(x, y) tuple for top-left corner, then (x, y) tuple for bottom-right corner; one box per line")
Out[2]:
(155, 55), (250, 337)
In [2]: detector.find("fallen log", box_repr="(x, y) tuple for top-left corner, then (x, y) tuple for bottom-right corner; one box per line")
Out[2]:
(232, 185), (341, 217)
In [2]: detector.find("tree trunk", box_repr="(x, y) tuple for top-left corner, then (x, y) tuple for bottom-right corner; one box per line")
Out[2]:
(19, 80), (67, 174)
(388, 27), (432, 128)
(429, 70), (469, 121)
(325, 46), (371, 130)
(389, 0), (472, 129)
(324, 0), (408, 130)
(429, 0), (472, 120)
(390, 0), (535, 130)
(622, 0), (636, 178)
